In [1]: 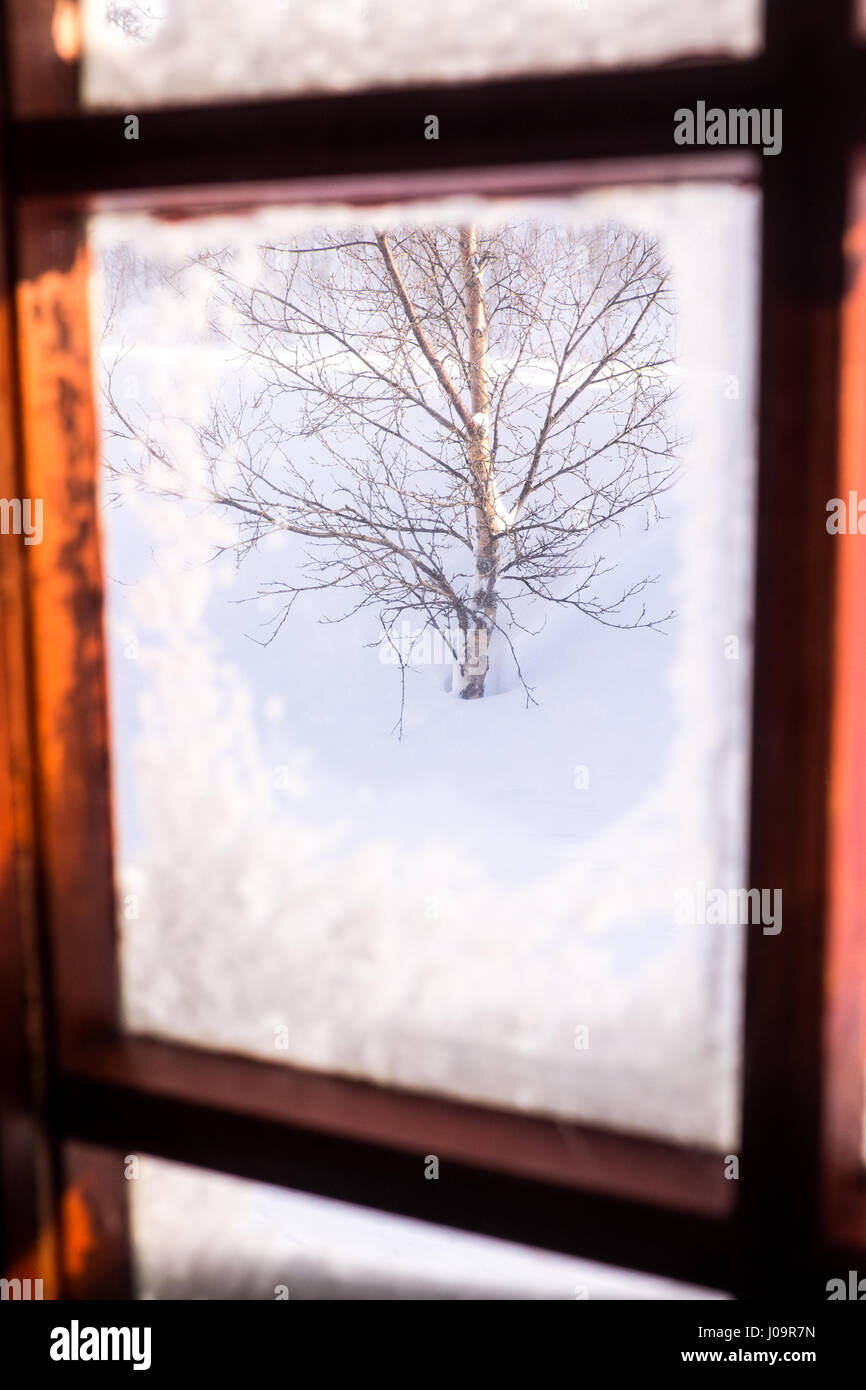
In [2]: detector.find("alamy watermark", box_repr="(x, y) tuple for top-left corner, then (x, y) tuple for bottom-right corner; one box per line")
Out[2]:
(674, 103), (782, 157)
(1, 1276), (43, 1299)
(826, 492), (866, 534)
(827, 1270), (866, 1299)
(675, 882), (782, 935)
(379, 621), (485, 670)
(50, 1321), (151, 1371)
(0, 497), (43, 546)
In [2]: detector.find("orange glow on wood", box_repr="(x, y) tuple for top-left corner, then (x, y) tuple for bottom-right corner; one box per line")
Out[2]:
(14, 211), (119, 1059)
(825, 164), (866, 1242)
(51, 0), (82, 64)
(62, 1184), (97, 1280)
(2, 1184), (100, 1296)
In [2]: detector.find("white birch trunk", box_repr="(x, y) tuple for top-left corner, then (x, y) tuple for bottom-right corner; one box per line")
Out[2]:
(458, 224), (498, 699)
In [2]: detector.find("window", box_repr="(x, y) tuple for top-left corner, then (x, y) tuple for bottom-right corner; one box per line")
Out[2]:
(94, 184), (757, 1153)
(127, 1151), (726, 1301)
(77, 0), (763, 109)
(1, 0), (865, 1304)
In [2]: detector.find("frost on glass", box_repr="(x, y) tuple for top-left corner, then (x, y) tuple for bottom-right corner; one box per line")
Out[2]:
(93, 183), (758, 1149)
(130, 1154), (727, 1299)
(83, 0), (762, 108)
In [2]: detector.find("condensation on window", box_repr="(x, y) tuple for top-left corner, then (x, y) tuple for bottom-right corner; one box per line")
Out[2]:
(92, 180), (759, 1151)
(129, 1153), (729, 1299)
(82, 0), (762, 109)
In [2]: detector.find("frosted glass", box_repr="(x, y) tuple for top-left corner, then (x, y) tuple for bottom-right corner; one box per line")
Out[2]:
(130, 1154), (728, 1299)
(82, 0), (762, 108)
(92, 180), (758, 1149)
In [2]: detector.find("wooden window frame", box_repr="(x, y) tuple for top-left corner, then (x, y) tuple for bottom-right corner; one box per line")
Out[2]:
(1, 0), (866, 1300)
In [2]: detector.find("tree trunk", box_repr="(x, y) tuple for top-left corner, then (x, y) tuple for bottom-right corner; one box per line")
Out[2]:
(458, 623), (490, 699)
(459, 224), (498, 699)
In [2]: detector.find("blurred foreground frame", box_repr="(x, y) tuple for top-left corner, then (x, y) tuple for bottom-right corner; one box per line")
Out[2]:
(0, 0), (866, 1301)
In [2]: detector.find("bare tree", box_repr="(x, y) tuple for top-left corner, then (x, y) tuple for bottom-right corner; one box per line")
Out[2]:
(104, 1), (159, 40)
(104, 220), (679, 720)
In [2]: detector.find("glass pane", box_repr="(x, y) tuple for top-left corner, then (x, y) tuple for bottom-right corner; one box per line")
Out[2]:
(92, 178), (759, 1150)
(81, 0), (763, 109)
(130, 1154), (728, 1299)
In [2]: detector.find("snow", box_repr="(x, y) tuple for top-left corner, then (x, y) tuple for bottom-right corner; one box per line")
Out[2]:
(81, 0), (761, 108)
(489, 480), (517, 535)
(93, 181), (758, 1152)
(131, 1153), (728, 1300)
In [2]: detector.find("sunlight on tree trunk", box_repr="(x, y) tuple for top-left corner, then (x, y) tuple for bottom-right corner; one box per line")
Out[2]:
(459, 224), (497, 699)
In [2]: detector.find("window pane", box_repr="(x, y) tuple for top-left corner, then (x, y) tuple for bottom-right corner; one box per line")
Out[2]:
(92, 179), (759, 1149)
(129, 1153), (728, 1299)
(81, 0), (762, 109)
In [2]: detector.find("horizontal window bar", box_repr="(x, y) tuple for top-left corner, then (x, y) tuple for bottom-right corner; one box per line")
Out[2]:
(55, 1036), (736, 1287)
(5, 59), (794, 200)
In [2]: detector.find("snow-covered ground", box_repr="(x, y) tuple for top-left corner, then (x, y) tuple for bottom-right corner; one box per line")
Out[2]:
(93, 183), (758, 1156)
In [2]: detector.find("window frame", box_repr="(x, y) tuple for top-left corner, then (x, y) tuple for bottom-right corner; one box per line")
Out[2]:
(1, 0), (865, 1301)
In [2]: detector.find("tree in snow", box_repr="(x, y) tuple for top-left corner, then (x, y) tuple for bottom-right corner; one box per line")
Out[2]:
(104, 220), (679, 717)
(104, 0), (160, 40)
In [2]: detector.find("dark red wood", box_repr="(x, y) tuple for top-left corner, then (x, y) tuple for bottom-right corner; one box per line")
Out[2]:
(1, 0), (78, 119)
(6, 60), (770, 201)
(0, 0), (865, 1303)
(737, 0), (854, 1298)
(0, 26), (60, 1300)
(83, 152), (756, 219)
(61, 1035), (734, 1217)
(58, 1036), (736, 1290)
